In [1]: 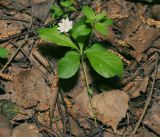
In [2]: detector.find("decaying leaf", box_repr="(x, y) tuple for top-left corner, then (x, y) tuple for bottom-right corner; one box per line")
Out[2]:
(12, 123), (39, 137)
(143, 61), (155, 76)
(69, 117), (86, 137)
(32, 0), (54, 21)
(125, 25), (159, 53)
(0, 114), (12, 137)
(13, 107), (34, 121)
(87, 90), (129, 132)
(126, 77), (149, 98)
(0, 20), (22, 39)
(73, 87), (90, 115)
(5, 68), (52, 111)
(0, 100), (19, 120)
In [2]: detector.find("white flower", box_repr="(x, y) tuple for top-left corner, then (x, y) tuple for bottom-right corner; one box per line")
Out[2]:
(57, 18), (73, 33)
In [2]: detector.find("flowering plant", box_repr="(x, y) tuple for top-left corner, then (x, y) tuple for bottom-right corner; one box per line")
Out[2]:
(38, 6), (123, 84)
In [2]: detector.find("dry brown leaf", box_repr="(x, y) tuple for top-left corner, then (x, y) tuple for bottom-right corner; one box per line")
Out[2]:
(73, 87), (90, 115)
(126, 77), (149, 98)
(125, 25), (159, 53)
(143, 61), (155, 76)
(0, 20), (22, 39)
(87, 90), (129, 132)
(12, 123), (39, 137)
(152, 5), (160, 20)
(0, 0), (30, 10)
(130, 51), (144, 62)
(69, 117), (86, 137)
(0, 114), (12, 137)
(5, 68), (52, 111)
(32, 0), (54, 21)
(103, 0), (129, 20)
(13, 107), (34, 121)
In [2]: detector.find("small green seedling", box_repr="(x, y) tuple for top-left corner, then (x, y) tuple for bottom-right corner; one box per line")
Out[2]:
(0, 48), (9, 58)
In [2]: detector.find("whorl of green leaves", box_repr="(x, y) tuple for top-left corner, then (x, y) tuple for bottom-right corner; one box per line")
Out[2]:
(38, 5), (123, 79)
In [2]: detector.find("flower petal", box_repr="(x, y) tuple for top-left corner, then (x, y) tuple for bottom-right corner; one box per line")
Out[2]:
(66, 18), (69, 22)
(58, 23), (63, 26)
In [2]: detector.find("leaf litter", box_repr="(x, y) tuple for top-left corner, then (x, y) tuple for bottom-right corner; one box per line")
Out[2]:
(0, 0), (160, 136)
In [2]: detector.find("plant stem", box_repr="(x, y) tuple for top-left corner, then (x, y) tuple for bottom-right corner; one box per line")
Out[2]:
(81, 55), (89, 88)
(88, 28), (93, 48)
(81, 54), (97, 126)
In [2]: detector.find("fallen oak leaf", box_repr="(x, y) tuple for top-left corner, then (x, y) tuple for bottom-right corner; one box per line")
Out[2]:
(87, 90), (129, 133)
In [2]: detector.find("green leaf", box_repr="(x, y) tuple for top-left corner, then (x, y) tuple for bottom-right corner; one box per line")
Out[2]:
(52, 5), (63, 18)
(85, 18), (95, 24)
(60, 1), (72, 7)
(72, 25), (91, 39)
(68, 6), (76, 12)
(79, 42), (84, 52)
(72, 17), (86, 31)
(84, 43), (105, 53)
(95, 12), (106, 21)
(103, 18), (113, 26)
(76, 37), (87, 53)
(84, 43), (105, 57)
(85, 45), (123, 78)
(71, 17), (90, 51)
(58, 51), (80, 78)
(82, 6), (95, 20)
(94, 22), (108, 36)
(0, 48), (9, 58)
(63, 14), (68, 18)
(38, 26), (78, 50)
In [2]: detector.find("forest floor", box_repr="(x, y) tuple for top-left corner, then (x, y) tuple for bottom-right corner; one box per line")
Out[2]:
(0, 0), (160, 137)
